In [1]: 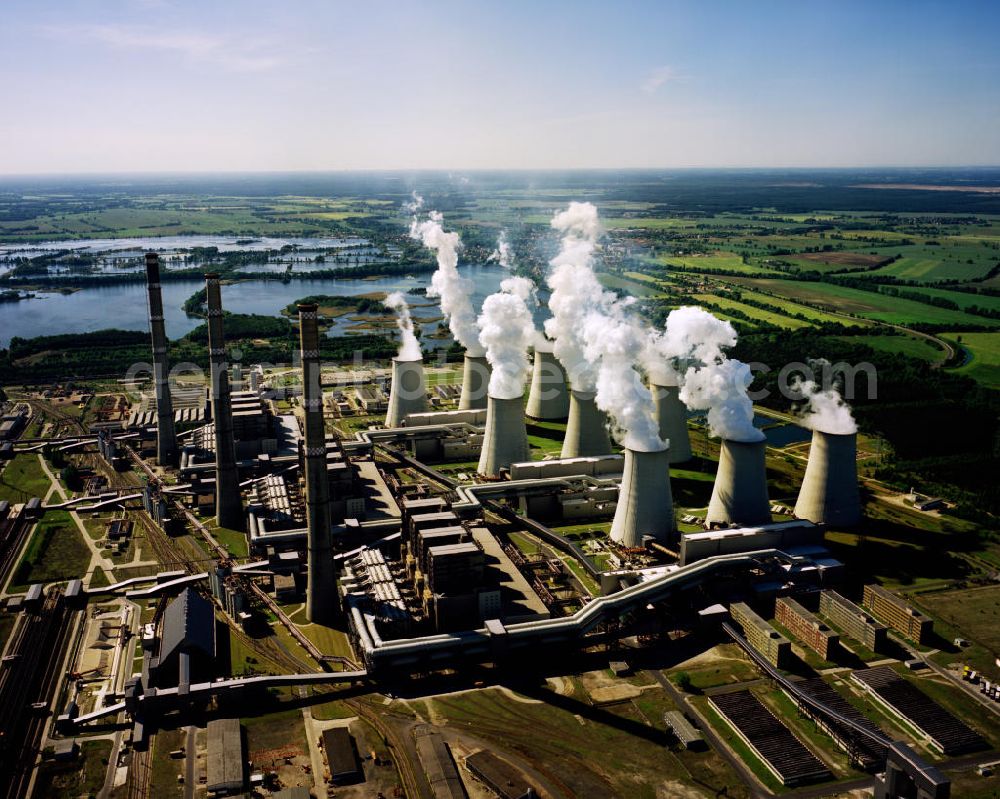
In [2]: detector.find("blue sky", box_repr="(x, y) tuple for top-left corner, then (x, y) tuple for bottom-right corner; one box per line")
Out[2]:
(1, 0), (998, 173)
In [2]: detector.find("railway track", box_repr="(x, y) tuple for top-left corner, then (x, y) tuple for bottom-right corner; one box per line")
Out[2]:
(0, 513), (31, 590)
(0, 588), (79, 799)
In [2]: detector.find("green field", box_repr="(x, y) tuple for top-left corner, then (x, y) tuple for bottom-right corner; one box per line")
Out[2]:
(720, 284), (866, 325)
(944, 331), (1000, 388)
(0, 453), (52, 503)
(834, 334), (946, 363)
(12, 510), (92, 589)
(878, 285), (1000, 313)
(657, 251), (783, 276)
(858, 243), (999, 283)
(692, 294), (812, 329)
(726, 278), (1000, 327)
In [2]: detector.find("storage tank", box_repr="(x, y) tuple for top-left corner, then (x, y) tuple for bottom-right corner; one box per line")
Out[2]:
(651, 382), (692, 463)
(561, 390), (612, 458)
(458, 354), (490, 410)
(794, 430), (861, 526)
(610, 446), (675, 548)
(706, 438), (771, 526)
(477, 395), (530, 476)
(525, 348), (570, 420)
(385, 357), (427, 427)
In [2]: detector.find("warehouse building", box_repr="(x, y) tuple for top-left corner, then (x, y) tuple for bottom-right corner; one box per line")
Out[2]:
(819, 590), (888, 652)
(775, 596), (839, 660)
(322, 726), (362, 784)
(730, 602), (791, 668)
(150, 588), (216, 689)
(466, 750), (537, 799)
(206, 718), (245, 795)
(862, 584), (933, 645)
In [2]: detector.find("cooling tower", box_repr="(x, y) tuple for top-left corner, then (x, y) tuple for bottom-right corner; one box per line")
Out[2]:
(794, 431), (862, 527)
(385, 357), (427, 427)
(458, 354), (490, 410)
(299, 304), (337, 622)
(477, 395), (530, 476)
(561, 390), (612, 458)
(205, 274), (244, 531)
(651, 383), (692, 464)
(610, 446), (675, 548)
(706, 439), (771, 526)
(144, 253), (177, 467)
(525, 349), (570, 420)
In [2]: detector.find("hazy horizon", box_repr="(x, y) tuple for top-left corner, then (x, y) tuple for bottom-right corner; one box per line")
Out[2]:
(3, 0), (999, 174)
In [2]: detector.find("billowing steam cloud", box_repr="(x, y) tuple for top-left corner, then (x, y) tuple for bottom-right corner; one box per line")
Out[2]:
(642, 306), (737, 387)
(478, 277), (538, 400)
(793, 376), (857, 434)
(383, 291), (422, 361)
(680, 359), (764, 442)
(545, 202), (663, 451)
(409, 210), (485, 357)
(489, 231), (513, 268)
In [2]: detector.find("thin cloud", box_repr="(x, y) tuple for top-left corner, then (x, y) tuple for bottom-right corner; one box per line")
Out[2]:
(641, 65), (678, 94)
(41, 23), (282, 73)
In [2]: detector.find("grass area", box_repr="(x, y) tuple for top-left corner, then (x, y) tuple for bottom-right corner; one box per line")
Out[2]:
(211, 525), (249, 558)
(882, 285), (1000, 313)
(943, 331), (1000, 388)
(89, 565), (110, 589)
(243, 706), (309, 757)
(599, 273), (667, 297)
(912, 585), (1000, 680)
(149, 728), (186, 798)
(692, 294), (812, 329)
(11, 510), (92, 589)
(0, 453), (52, 503)
(34, 738), (112, 798)
(658, 251), (783, 276)
(725, 278), (1000, 327)
(860, 243), (999, 283)
(294, 621), (356, 660)
(834, 334), (945, 362)
(721, 285), (867, 325)
(228, 627), (285, 676)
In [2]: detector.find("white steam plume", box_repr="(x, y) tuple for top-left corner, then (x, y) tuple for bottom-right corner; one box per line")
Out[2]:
(477, 277), (538, 400)
(489, 230), (513, 268)
(792, 376), (857, 434)
(545, 202), (663, 451)
(383, 291), (422, 361)
(409, 210), (485, 357)
(642, 306), (738, 386)
(680, 359), (764, 442)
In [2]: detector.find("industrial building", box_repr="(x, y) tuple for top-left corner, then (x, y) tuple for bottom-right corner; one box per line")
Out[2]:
(730, 602), (791, 668)
(322, 726), (362, 784)
(819, 590), (888, 652)
(775, 596), (839, 660)
(862, 584), (933, 645)
(206, 718), (245, 796)
(679, 520), (824, 565)
(149, 588), (216, 689)
(465, 750), (537, 799)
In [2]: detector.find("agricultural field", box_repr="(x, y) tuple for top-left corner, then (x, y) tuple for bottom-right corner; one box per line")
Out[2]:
(691, 293), (812, 329)
(857, 242), (1000, 282)
(878, 285), (1000, 313)
(655, 251), (783, 275)
(943, 331), (1000, 388)
(834, 334), (946, 363)
(716, 284), (864, 325)
(723, 278), (1000, 327)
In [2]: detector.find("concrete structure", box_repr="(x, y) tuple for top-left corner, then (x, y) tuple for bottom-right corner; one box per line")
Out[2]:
(151, 587), (216, 689)
(706, 438), (771, 527)
(730, 601), (791, 668)
(609, 446), (675, 548)
(205, 274), (244, 530)
(561, 390), (612, 459)
(458, 354), (490, 410)
(863, 584), (933, 645)
(794, 430), (862, 527)
(477, 395), (529, 476)
(386, 357), (427, 427)
(651, 383), (692, 463)
(680, 520), (823, 566)
(299, 305), (337, 623)
(819, 590), (888, 652)
(145, 253), (178, 467)
(775, 596), (839, 660)
(525, 348), (569, 420)
(664, 710), (703, 749)
(875, 741), (950, 799)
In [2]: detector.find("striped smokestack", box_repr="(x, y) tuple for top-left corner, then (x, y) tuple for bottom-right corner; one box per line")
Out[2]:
(145, 253), (177, 467)
(299, 304), (337, 622)
(205, 274), (244, 531)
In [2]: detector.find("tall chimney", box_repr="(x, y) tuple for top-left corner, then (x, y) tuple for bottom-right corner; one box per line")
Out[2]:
(477, 395), (530, 476)
(525, 349), (570, 420)
(706, 438), (771, 526)
(205, 274), (244, 530)
(299, 304), (337, 622)
(651, 383), (692, 463)
(610, 446), (675, 548)
(458, 354), (490, 410)
(794, 431), (861, 526)
(144, 253), (177, 467)
(385, 356), (427, 427)
(561, 390), (612, 458)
